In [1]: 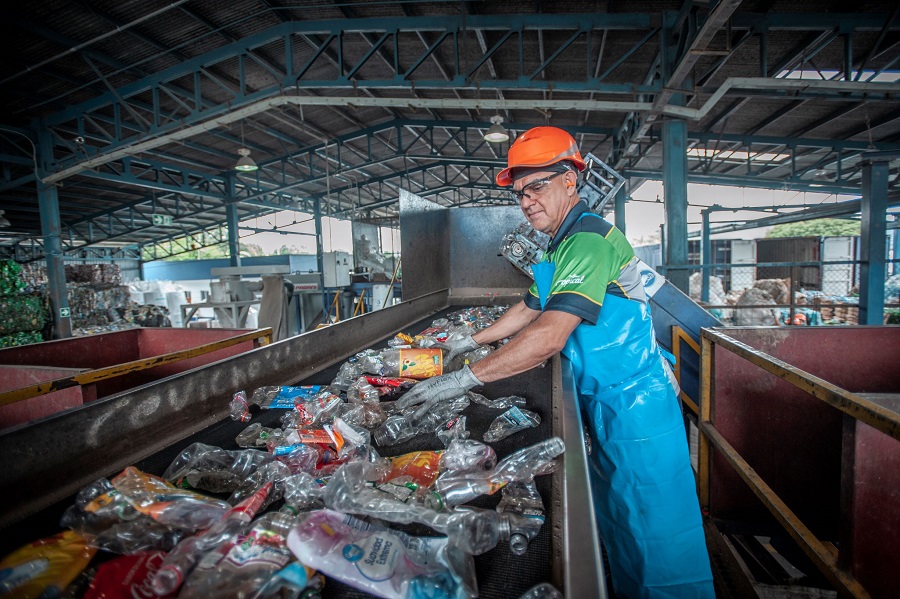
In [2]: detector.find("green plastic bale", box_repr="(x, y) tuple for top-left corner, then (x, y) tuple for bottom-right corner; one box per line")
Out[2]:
(0, 295), (46, 334)
(0, 260), (25, 296)
(0, 331), (43, 348)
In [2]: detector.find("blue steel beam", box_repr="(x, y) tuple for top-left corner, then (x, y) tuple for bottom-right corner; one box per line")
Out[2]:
(859, 153), (891, 325)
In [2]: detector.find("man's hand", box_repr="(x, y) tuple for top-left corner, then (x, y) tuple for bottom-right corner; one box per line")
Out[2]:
(441, 334), (481, 362)
(396, 366), (482, 410)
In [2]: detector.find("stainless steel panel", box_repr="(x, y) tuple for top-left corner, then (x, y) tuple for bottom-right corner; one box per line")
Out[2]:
(555, 355), (608, 598)
(399, 189), (451, 300)
(0, 290), (448, 528)
(449, 206), (533, 293)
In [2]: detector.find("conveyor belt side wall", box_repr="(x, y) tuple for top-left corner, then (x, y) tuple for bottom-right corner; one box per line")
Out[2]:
(0, 291), (447, 528)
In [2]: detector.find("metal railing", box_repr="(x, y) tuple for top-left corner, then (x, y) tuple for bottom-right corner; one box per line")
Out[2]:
(697, 328), (900, 599)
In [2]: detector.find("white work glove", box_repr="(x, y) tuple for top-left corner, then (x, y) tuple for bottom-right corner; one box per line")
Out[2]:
(441, 334), (481, 363)
(396, 365), (482, 411)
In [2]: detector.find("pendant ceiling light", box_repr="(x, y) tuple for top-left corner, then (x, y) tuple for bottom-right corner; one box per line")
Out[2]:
(484, 115), (510, 143)
(234, 123), (259, 172)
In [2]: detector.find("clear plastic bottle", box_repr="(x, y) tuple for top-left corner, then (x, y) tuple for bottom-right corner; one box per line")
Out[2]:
(151, 482), (272, 596)
(428, 438), (564, 510)
(162, 443), (272, 493)
(467, 391), (527, 410)
(434, 415), (469, 447)
(229, 391), (251, 422)
(483, 406), (541, 442)
(235, 423), (284, 448)
(373, 415), (415, 447)
(439, 439), (497, 473)
(497, 481), (545, 555)
(518, 582), (564, 599)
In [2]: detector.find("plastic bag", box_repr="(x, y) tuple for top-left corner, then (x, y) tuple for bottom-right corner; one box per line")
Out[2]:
(0, 531), (96, 598)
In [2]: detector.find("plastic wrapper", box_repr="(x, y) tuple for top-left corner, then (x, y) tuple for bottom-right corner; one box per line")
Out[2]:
(0, 531), (96, 598)
(230, 391), (252, 422)
(250, 385), (323, 409)
(287, 509), (473, 599)
(110, 467), (231, 531)
(236, 423), (285, 448)
(466, 391), (526, 410)
(483, 406), (541, 443)
(84, 551), (171, 599)
(163, 443), (273, 493)
(435, 415), (469, 447)
(0, 294), (45, 334)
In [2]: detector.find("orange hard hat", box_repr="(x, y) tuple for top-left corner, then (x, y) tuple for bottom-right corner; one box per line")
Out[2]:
(496, 126), (587, 187)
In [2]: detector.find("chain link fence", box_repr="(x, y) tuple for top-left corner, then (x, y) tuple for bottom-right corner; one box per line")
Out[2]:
(660, 260), (900, 326)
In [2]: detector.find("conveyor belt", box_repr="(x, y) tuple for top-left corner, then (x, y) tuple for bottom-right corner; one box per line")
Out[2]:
(2, 307), (557, 598)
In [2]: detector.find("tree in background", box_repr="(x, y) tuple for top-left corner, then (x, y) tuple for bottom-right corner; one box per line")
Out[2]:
(142, 242), (265, 261)
(766, 218), (860, 239)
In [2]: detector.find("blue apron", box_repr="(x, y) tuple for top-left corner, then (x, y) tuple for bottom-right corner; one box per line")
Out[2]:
(533, 251), (714, 598)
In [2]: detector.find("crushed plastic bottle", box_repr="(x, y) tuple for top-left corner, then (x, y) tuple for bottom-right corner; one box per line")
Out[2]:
(250, 385), (324, 409)
(518, 582), (564, 599)
(497, 481), (545, 555)
(428, 438), (564, 510)
(235, 423), (285, 449)
(227, 461), (291, 509)
(61, 479), (185, 554)
(483, 406), (541, 442)
(151, 482), (272, 596)
(290, 390), (343, 427)
(176, 512), (297, 599)
(467, 391), (527, 410)
(435, 414), (469, 447)
(323, 462), (515, 556)
(439, 439), (497, 474)
(229, 391), (252, 422)
(372, 414), (416, 447)
(109, 467), (230, 531)
(162, 443), (272, 493)
(361, 348), (443, 379)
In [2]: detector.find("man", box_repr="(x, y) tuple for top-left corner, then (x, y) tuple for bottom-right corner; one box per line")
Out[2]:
(399, 127), (714, 598)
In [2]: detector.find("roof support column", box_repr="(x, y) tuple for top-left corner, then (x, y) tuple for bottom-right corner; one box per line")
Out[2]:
(226, 177), (241, 268)
(701, 209), (711, 303)
(313, 198), (327, 320)
(663, 118), (690, 293)
(614, 186), (627, 234)
(37, 130), (72, 339)
(858, 153), (890, 325)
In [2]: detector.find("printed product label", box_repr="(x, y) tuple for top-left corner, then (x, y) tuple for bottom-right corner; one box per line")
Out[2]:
(267, 385), (323, 408)
(397, 349), (443, 379)
(351, 533), (399, 582)
(222, 533), (293, 569)
(504, 406), (532, 427)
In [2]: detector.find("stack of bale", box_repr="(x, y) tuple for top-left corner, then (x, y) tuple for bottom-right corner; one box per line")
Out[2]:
(0, 260), (46, 348)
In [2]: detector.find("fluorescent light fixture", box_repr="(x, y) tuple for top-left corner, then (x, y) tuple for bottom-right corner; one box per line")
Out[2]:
(234, 148), (258, 172)
(484, 115), (510, 143)
(0, 211), (10, 228)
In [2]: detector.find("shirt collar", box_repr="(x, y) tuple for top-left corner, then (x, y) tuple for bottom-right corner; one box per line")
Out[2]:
(548, 200), (588, 252)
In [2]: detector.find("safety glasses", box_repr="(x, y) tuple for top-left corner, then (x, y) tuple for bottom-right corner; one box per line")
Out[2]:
(508, 170), (567, 202)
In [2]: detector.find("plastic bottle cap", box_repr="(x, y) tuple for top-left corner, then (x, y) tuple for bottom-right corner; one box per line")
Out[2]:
(509, 533), (529, 555)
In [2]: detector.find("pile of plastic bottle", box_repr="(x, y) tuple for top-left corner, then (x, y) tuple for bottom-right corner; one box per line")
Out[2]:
(0, 307), (565, 599)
